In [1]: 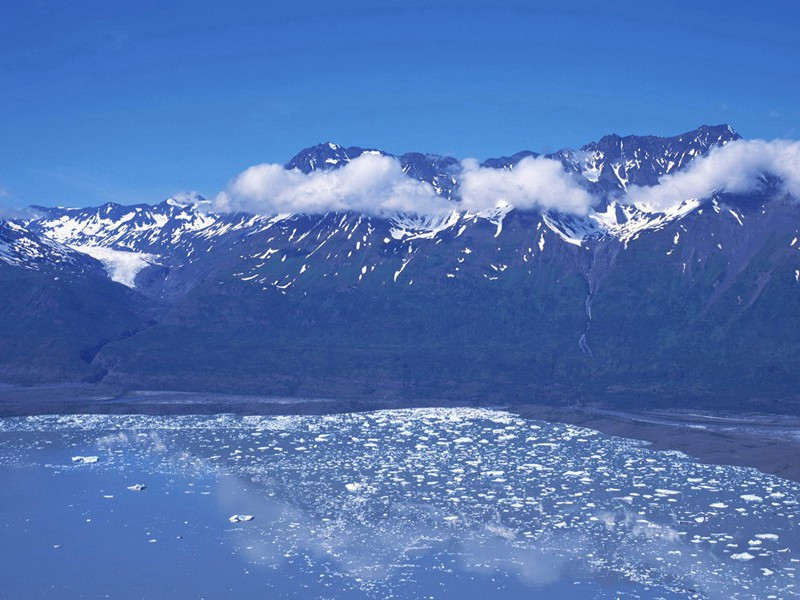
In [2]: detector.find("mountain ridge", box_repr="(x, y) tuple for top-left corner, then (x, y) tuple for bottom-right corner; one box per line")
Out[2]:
(2, 124), (799, 407)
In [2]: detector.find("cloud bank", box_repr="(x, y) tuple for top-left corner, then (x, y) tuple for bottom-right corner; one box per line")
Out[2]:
(215, 138), (800, 219)
(215, 153), (594, 217)
(460, 157), (593, 215)
(626, 139), (800, 210)
(215, 154), (451, 216)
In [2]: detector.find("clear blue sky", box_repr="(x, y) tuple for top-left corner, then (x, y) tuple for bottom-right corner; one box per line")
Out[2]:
(1, 0), (798, 208)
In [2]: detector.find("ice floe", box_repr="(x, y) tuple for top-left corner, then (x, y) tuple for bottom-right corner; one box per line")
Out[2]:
(71, 455), (99, 464)
(228, 514), (255, 523)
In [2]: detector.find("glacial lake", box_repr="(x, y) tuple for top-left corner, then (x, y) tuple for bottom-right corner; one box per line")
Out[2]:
(0, 408), (798, 599)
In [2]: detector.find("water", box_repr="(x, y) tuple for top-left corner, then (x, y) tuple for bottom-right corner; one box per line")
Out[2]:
(0, 408), (798, 599)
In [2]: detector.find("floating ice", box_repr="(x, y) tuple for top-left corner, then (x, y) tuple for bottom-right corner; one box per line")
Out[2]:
(1, 408), (798, 599)
(731, 552), (755, 561)
(228, 515), (255, 523)
(71, 456), (99, 464)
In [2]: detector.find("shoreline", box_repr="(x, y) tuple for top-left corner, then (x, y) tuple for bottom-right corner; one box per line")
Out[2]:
(509, 404), (800, 484)
(2, 386), (799, 483)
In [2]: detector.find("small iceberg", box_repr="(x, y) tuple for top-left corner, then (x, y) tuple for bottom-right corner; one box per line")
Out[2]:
(229, 514), (255, 523)
(71, 456), (99, 464)
(731, 552), (755, 561)
(740, 494), (763, 503)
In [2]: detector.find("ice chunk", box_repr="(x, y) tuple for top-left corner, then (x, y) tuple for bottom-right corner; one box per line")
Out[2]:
(731, 552), (755, 561)
(229, 515), (255, 523)
(740, 494), (763, 502)
(71, 456), (99, 464)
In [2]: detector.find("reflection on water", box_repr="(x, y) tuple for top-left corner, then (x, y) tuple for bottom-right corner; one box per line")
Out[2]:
(0, 409), (798, 599)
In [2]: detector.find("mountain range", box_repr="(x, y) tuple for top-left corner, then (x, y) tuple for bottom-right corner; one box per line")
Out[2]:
(2, 124), (799, 408)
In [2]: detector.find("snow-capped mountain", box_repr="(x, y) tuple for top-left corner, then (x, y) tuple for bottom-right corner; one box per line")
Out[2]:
(551, 123), (741, 193)
(0, 219), (103, 275)
(17, 124), (742, 292)
(27, 195), (220, 256)
(3, 124), (799, 404)
(285, 124), (739, 202)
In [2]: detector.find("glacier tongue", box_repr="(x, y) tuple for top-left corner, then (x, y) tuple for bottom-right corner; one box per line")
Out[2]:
(71, 245), (159, 287)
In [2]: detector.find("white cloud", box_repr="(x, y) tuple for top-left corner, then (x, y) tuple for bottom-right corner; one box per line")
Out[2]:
(215, 153), (451, 216)
(215, 153), (594, 217)
(216, 139), (800, 219)
(626, 139), (800, 211)
(459, 157), (594, 215)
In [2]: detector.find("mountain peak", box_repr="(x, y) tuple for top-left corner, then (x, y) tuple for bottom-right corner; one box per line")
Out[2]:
(284, 142), (375, 174)
(685, 123), (741, 146)
(589, 124), (739, 150)
(694, 123), (739, 136)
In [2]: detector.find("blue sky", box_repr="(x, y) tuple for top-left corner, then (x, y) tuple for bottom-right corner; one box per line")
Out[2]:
(1, 0), (798, 208)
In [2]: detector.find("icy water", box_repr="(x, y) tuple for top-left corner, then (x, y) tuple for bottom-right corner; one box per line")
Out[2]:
(1, 409), (798, 599)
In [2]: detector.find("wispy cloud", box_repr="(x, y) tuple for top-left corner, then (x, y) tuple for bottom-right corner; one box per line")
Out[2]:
(0, 205), (42, 220)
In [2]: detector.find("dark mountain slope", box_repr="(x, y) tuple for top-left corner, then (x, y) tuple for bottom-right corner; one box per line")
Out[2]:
(585, 192), (800, 399)
(0, 264), (156, 383)
(93, 211), (591, 398)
